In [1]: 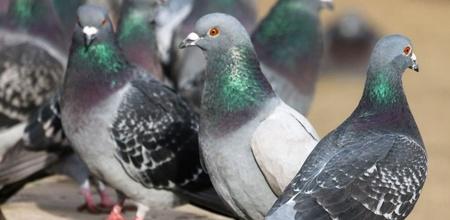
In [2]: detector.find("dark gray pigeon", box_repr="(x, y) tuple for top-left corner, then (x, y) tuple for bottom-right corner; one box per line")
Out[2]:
(61, 5), (229, 220)
(267, 35), (426, 220)
(251, 0), (333, 115)
(179, 13), (319, 219)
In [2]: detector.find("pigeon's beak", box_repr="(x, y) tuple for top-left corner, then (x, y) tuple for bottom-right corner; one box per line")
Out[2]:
(320, 0), (334, 10)
(82, 26), (98, 48)
(179, 32), (200, 49)
(409, 52), (419, 72)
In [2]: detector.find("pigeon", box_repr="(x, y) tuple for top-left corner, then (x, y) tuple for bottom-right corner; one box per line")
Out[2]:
(179, 13), (319, 219)
(251, 0), (333, 115)
(22, 95), (115, 213)
(0, 0), (74, 156)
(0, 0), (115, 213)
(266, 35), (426, 220)
(117, 0), (165, 81)
(177, 0), (332, 114)
(168, 0), (258, 96)
(61, 5), (230, 220)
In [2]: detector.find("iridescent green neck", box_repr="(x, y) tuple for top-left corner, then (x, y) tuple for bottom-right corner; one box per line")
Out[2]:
(9, 0), (35, 24)
(118, 8), (156, 44)
(362, 66), (405, 108)
(252, 0), (320, 69)
(203, 46), (275, 114)
(73, 42), (126, 73)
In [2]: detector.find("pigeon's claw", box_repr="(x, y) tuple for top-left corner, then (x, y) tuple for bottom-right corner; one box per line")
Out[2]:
(107, 204), (127, 220)
(78, 188), (99, 213)
(99, 190), (115, 208)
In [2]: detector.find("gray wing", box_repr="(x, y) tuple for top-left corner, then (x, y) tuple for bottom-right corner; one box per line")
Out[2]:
(268, 133), (427, 220)
(0, 43), (64, 127)
(112, 79), (208, 190)
(251, 102), (318, 196)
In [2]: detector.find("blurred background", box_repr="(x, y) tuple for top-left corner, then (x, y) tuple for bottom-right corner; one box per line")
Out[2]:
(2, 0), (449, 219)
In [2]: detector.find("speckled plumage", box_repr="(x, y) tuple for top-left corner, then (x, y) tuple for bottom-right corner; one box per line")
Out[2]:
(0, 0), (81, 200)
(0, 0), (74, 129)
(267, 35), (427, 220)
(23, 94), (66, 149)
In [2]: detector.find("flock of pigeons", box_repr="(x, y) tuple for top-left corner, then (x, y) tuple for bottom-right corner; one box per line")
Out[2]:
(0, 0), (428, 220)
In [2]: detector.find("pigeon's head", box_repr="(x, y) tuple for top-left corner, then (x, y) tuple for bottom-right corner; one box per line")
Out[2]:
(369, 34), (419, 73)
(179, 13), (252, 52)
(75, 4), (114, 48)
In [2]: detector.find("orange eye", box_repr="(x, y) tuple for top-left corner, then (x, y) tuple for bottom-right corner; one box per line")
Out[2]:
(101, 19), (107, 26)
(208, 27), (220, 37)
(403, 46), (411, 55)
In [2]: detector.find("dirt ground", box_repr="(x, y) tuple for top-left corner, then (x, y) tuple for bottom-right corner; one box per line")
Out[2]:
(3, 0), (450, 219)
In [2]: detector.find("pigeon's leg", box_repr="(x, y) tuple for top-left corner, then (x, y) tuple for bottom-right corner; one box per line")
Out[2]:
(78, 179), (98, 213)
(133, 203), (150, 220)
(107, 192), (126, 220)
(94, 178), (115, 208)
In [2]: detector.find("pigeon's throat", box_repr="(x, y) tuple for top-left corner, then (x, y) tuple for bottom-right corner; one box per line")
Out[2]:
(74, 42), (126, 73)
(203, 47), (275, 114)
(118, 9), (156, 45)
(360, 68), (406, 111)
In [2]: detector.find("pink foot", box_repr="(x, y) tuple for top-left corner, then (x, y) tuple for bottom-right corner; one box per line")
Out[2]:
(107, 204), (126, 220)
(99, 190), (115, 208)
(78, 189), (98, 213)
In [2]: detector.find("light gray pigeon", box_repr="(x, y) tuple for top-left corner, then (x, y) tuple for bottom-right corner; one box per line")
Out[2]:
(21, 95), (115, 213)
(0, 0), (115, 214)
(61, 5), (230, 220)
(176, 0), (332, 115)
(252, 0), (333, 115)
(168, 0), (258, 98)
(179, 13), (319, 219)
(267, 35), (426, 220)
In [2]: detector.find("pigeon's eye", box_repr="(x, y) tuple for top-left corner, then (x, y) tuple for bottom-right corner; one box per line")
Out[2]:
(208, 27), (220, 37)
(403, 46), (412, 56)
(101, 19), (107, 26)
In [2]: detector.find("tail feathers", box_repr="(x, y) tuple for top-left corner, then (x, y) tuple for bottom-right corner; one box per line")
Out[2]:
(267, 195), (331, 220)
(179, 187), (235, 218)
(0, 145), (58, 185)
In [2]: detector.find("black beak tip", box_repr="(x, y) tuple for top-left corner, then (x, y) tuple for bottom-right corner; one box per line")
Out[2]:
(178, 42), (186, 49)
